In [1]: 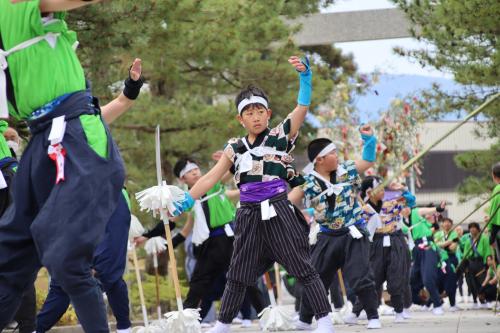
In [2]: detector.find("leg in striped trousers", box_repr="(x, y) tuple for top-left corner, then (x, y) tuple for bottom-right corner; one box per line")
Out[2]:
(218, 195), (331, 323)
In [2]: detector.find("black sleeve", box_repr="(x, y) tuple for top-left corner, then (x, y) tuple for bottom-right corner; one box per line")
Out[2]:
(172, 234), (186, 248)
(143, 221), (176, 238)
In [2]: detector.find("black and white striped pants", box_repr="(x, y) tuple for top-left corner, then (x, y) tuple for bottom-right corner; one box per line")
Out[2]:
(218, 193), (331, 323)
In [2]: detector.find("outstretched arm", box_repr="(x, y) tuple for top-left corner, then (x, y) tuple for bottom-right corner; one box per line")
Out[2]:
(101, 58), (143, 124)
(288, 56), (311, 139)
(416, 201), (446, 217)
(189, 154), (233, 200)
(11, 0), (103, 12)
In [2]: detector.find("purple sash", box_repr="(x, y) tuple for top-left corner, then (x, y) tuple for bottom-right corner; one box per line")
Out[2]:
(240, 179), (288, 203)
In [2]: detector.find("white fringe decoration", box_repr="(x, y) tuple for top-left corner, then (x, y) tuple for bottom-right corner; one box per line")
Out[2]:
(135, 181), (186, 217)
(145, 236), (167, 255)
(129, 215), (145, 239)
(164, 308), (202, 333)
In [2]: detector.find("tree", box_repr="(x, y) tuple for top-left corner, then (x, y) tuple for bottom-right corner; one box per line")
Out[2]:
(392, 0), (500, 200)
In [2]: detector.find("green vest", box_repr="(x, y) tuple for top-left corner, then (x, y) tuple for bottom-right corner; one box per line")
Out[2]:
(434, 229), (459, 254)
(410, 208), (433, 240)
(461, 234), (492, 263)
(0, 121), (12, 159)
(0, 1), (85, 119)
(202, 182), (236, 229)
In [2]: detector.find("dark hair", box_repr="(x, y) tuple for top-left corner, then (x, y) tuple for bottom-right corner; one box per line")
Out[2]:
(173, 157), (198, 178)
(360, 176), (382, 200)
(492, 162), (500, 178)
(468, 222), (480, 232)
(442, 217), (453, 224)
(235, 85), (269, 114)
(307, 138), (333, 162)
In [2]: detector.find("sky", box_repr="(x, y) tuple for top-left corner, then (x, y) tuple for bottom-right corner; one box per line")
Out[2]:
(321, 0), (452, 78)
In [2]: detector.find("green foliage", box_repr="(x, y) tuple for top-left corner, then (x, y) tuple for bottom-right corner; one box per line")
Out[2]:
(125, 272), (189, 318)
(392, 0), (500, 199)
(454, 142), (500, 201)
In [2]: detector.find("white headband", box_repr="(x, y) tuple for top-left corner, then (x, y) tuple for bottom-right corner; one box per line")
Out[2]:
(179, 162), (199, 178)
(237, 96), (268, 115)
(303, 143), (337, 174)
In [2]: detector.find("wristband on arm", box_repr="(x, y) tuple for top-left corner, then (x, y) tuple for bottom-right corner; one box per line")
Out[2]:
(172, 233), (186, 248)
(436, 205), (445, 213)
(123, 72), (144, 100)
(361, 133), (377, 162)
(297, 57), (312, 106)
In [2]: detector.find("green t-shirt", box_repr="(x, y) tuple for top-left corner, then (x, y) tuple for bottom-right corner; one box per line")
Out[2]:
(434, 229), (459, 254)
(0, 0), (86, 119)
(461, 233), (492, 263)
(204, 182), (236, 229)
(0, 121), (12, 159)
(488, 184), (500, 231)
(410, 208), (433, 240)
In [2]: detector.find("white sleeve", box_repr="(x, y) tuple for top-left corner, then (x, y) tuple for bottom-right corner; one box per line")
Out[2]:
(366, 213), (382, 242)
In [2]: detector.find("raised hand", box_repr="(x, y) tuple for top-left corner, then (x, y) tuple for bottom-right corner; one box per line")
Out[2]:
(359, 124), (374, 137)
(129, 58), (142, 81)
(288, 56), (307, 73)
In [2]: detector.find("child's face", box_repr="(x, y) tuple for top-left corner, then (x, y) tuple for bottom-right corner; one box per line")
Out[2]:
(442, 220), (452, 231)
(487, 256), (493, 266)
(492, 171), (500, 184)
(316, 150), (339, 172)
(180, 167), (202, 188)
(238, 105), (271, 136)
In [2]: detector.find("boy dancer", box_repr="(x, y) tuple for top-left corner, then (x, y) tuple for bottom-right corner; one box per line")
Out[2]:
(434, 217), (460, 311)
(461, 222), (492, 308)
(35, 60), (144, 333)
(288, 134), (382, 330)
(0, 1), (127, 331)
(353, 176), (413, 323)
(409, 201), (447, 315)
(172, 56), (334, 333)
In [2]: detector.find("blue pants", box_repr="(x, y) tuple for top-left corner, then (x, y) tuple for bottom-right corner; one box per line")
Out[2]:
(410, 244), (442, 307)
(437, 254), (458, 307)
(36, 194), (131, 332)
(0, 92), (125, 333)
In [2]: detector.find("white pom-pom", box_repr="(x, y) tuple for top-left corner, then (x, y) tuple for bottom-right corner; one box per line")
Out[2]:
(258, 305), (295, 331)
(129, 214), (145, 239)
(145, 236), (167, 256)
(164, 308), (201, 333)
(136, 182), (186, 217)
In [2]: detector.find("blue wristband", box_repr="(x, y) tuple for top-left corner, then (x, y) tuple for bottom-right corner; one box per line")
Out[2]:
(361, 134), (377, 162)
(173, 192), (195, 216)
(402, 191), (416, 208)
(297, 57), (312, 106)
